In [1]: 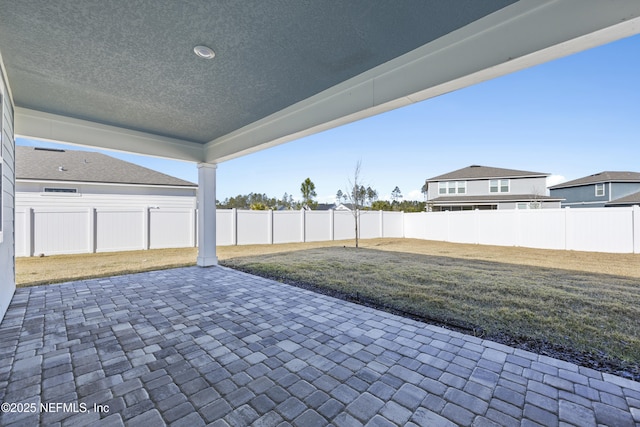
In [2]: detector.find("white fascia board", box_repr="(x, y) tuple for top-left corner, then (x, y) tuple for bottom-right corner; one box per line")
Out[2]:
(16, 178), (196, 190)
(15, 108), (205, 162)
(205, 0), (640, 163)
(0, 49), (14, 106)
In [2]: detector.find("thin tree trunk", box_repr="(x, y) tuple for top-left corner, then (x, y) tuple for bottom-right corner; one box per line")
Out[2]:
(355, 211), (359, 248)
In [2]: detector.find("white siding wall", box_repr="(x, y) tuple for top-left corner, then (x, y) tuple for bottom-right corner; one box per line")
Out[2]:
(428, 176), (548, 200)
(0, 66), (15, 322)
(16, 182), (196, 210)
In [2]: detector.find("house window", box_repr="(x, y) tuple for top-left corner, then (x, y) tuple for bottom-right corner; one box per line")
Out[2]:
(595, 183), (605, 197)
(490, 179), (510, 193)
(517, 202), (541, 210)
(457, 181), (466, 194)
(439, 181), (467, 195)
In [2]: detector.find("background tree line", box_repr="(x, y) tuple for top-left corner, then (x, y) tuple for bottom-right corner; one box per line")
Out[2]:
(217, 179), (426, 212)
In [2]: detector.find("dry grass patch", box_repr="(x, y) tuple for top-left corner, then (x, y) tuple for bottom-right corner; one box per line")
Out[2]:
(17, 238), (640, 286)
(16, 247), (199, 287)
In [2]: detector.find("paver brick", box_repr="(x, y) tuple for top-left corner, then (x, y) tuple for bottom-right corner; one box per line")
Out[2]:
(380, 401), (412, 425)
(127, 409), (165, 426)
(411, 407), (457, 427)
(292, 409), (327, 427)
(276, 397), (306, 420)
(346, 393), (384, 421)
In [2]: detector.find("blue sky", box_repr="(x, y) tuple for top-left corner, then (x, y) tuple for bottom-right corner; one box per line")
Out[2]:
(18, 34), (640, 203)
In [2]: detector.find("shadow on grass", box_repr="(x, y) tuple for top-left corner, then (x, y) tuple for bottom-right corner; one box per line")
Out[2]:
(221, 246), (640, 381)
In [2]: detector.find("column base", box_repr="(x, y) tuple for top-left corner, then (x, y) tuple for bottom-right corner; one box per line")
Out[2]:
(197, 256), (218, 267)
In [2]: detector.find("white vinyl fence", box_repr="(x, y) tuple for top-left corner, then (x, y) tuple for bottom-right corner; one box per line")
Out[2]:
(215, 209), (404, 246)
(15, 206), (640, 256)
(15, 208), (404, 257)
(404, 206), (640, 254)
(16, 207), (197, 257)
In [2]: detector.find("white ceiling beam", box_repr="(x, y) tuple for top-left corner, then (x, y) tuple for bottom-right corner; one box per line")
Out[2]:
(205, 0), (640, 164)
(15, 108), (205, 162)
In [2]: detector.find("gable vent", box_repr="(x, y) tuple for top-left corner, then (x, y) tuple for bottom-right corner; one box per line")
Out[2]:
(34, 147), (65, 152)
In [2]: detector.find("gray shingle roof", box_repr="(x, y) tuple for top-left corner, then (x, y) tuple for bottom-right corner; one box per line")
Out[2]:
(427, 165), (549, 181)
(16, 146), (196, 187)
(605, 190), (640, 206)
(429, 194), (562, 204)
(548, 171), (640, 189)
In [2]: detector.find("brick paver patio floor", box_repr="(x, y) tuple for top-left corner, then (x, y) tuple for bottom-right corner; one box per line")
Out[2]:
(0, 266), (639, 426)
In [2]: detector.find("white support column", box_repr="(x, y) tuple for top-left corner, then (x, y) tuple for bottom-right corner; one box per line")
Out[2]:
(88, 208), (96, 253)
(26, 208), (34, 257)
(197, 163), (218, 267)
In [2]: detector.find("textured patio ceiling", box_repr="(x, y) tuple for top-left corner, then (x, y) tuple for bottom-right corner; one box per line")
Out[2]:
(1, 1), (640, 163)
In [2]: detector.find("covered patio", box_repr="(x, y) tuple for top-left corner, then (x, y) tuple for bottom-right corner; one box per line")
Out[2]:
(2, 2), (640, 426)
(1, 267), (638, 426)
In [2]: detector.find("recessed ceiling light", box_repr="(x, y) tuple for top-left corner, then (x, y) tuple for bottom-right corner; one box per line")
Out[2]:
(193, 45), (215, 59)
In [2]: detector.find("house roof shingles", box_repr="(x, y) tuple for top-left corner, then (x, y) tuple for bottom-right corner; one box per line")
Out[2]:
(427, 165), (549, 182)
(16, 146), (196, 187)
(548, 171), (640, 189)
(606, 190), (640, 207)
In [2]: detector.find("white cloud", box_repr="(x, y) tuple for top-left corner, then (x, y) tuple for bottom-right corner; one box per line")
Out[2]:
(405, 189), (424, 201)
(318, 194), (338, 204)
(547, 175), (567, 187)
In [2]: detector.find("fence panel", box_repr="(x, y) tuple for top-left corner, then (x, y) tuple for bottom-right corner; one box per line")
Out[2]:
(96, 209), (145, 252)
(382, 211), (404, 238)
(403, 212), (427, 240)
(33, 208), (89, 255)
(566, 207), (633, 253)
(273, 211), (303, 244)
(518, 209), (566, 250)
(216, 209), (235, 246)
(449, 211), (479, 244)
(359, 211), (381, 239)
(333, 211), (354, 241)
(149, 209), (194, 249)
(476, 210), (520, 247)
(305, 211), (331, 242)
(237, 210), (271, 245)
(423, 212), (450, 241)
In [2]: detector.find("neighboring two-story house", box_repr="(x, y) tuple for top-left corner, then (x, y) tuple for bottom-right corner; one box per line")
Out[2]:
(425, 165), (563, 211)
(549, 171), (640, 208)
